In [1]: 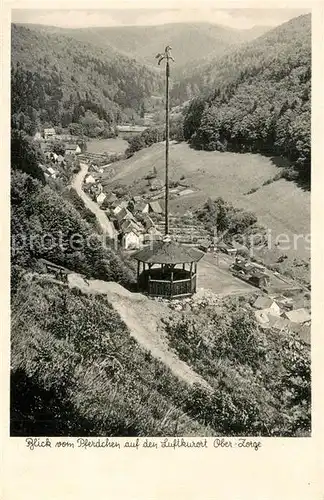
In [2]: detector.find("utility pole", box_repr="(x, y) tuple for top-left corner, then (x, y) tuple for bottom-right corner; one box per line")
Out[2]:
(156, 46), (174, 236)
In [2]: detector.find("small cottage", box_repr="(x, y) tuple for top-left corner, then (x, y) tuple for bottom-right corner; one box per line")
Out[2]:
(56, 155), (66, 166)
(283, 308), (311, 324)
(133, 201), (147, 213)
(96, 193), (106, 206)
(106, 193), (118, 205)
(267, 314), (291, 331)
(254, 309), (270, 325)
(115, 207), (136, 227)
(47, 166), (57, 179)
(85, 174), (96, 184)
(113, 201), (130, 215)
(65, 144), (81, 156)
(120, 220), (143, 250)
(253, 296), (281, 316)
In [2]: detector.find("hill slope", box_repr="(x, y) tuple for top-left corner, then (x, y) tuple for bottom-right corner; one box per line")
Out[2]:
(102, 142), (310, 258)
(11, 23), (163, 135)
(181, 14), (311, 182)
(172, 14), (310, 100)
(21, 22), (270, 75)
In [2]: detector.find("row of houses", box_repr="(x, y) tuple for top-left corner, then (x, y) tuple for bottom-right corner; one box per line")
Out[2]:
(82, 175), (165, 248)
(252, 294), (311, 345)
(112, 202), (163, 249)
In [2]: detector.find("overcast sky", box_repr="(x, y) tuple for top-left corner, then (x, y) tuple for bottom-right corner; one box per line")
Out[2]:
(12, 8), (310, 30)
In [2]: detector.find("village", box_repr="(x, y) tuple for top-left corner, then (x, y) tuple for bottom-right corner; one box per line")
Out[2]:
(32, 125), (311, 348)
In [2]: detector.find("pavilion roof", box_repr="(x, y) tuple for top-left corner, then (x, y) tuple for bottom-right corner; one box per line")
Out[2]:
(133, 240), (204, 264)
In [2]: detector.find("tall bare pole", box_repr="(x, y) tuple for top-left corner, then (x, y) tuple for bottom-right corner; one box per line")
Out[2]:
(156, 46), (174, 236)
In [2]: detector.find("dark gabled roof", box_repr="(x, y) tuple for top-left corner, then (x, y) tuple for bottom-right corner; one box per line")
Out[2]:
(106, 193), (118, 203)
(133, 240), (204, 264)
(133, 201), (146, 212)
(115, 207), (134, 222)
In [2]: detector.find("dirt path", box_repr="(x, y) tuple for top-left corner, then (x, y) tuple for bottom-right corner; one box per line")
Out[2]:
(197, 253), (258, 296)
(72, 162), (116, 239)
(68, 273), (211, 391)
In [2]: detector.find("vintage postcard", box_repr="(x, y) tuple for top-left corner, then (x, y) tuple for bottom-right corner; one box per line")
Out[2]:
(1, 0), (323, 498)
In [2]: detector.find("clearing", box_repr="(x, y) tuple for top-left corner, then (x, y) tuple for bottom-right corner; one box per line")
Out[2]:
(86, 137), (128, 154)
(103, 142), (310, 258)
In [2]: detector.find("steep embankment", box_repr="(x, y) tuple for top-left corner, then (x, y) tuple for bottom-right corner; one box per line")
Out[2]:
(68, 273), (211, 390)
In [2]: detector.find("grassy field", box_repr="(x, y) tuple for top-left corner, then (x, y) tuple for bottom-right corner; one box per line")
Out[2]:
(104, 142), (310, 259)
(86, 137), (129, 154)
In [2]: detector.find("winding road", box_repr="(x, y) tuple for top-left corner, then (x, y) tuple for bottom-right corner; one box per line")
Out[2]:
(72, 162), (116, 239)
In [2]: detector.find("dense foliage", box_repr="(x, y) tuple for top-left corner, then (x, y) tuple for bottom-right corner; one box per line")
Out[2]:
(11, 282), (212, 436)
(55, 22), (268, 75)
(125, 116), (185, 158)
(125, 127), (165, 157)
(181, 15), (311, 183)
(163, 295), (311, 436)
(195, 197), (263, 247)
(11, 170), (136, 293)
(11, 129), (46, 182)
(11, 24), (163, 136)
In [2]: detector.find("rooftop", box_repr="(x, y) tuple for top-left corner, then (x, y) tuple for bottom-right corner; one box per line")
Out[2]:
(284, 308), (311, 324)
(133, 239), (204, 264)
(253, 296), (277, 310)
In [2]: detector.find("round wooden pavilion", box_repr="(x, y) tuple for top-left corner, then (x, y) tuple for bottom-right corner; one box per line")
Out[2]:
(133, 238), (204, 299)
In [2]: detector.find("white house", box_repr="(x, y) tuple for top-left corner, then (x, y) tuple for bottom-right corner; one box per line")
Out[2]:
(96, 193), (106, 206)
(85, 174), (96, 184)
(47, 166), (57, 179)
(121, 222), (143, 250)
(65, 144), (81, 155)
(33, 132), (42, 141)
(253, 296), (281, 317)
(254, 309), (270, 325)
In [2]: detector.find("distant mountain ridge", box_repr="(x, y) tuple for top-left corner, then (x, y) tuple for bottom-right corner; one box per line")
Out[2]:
(171, 14), (311, 102)
(16, 21), (271, 74)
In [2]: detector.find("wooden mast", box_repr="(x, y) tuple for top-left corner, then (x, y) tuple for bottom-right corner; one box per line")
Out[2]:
(156, 46), (174, 236)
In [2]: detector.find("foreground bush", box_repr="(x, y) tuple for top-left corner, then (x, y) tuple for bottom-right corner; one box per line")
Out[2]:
(163, 295), (311, 437)
(11, 281), (211, 436)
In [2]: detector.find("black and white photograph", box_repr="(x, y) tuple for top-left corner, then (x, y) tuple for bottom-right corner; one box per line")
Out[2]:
(10, 6), (311, 439)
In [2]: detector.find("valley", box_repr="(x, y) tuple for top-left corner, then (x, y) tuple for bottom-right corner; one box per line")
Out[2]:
(10, 10), (311, 439)
(102, 141), (310, 259)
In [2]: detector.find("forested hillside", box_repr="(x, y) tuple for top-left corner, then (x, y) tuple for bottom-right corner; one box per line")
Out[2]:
(30, 22), (269, 75)
(181, 15), (311, 183)
(11, 24), (163, 136)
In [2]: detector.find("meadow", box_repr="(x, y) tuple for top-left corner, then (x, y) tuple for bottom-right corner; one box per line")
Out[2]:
(104, 142), (310, 258)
